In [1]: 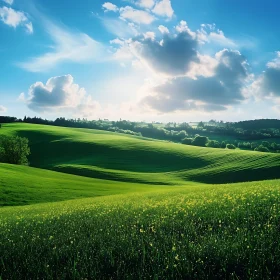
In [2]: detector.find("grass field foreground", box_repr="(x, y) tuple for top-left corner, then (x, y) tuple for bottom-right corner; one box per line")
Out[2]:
(1, 180), (280, 279)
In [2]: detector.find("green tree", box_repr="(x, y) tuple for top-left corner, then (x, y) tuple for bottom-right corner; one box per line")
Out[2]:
(261, 141), (270, 148)
(182, 137), (193, 145)
(0, 136), (30, 165)
(254, 145), (270, 153)
(206, 140), (221, 148)
(226, 144), (236, 150)
(191, 135), (209, 147)
(221, 141), (226, 148)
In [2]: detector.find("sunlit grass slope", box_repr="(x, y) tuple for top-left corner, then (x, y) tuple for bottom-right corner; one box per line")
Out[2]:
(1, 180), (280, 279)
(0, 163), (164, 206)
(1, 123), (280, 184)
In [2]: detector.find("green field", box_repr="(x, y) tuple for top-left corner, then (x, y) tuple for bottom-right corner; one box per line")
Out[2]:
(1, 123), (280, 279)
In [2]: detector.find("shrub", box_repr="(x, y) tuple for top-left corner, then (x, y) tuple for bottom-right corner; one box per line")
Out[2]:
(226, 144), (236, 150)
(182, 138), (193, 145)
(0, 136), (30, 165)
(206, 140), (221, 148)
(221, 141), (227, 148)
(254, 145), (270, 153)
(191, 135), (209, 147)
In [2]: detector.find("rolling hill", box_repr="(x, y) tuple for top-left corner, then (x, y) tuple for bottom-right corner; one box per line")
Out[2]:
(1, 123), (280, 186)
(1, 123), (280, 279)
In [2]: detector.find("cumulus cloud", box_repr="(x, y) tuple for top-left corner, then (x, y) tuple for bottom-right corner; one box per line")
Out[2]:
(119, 6), (156, 24)
(25, 75), (100, 116)
(158, 25), (169, 34)
(0, 105), (7, 113)
(136, 0), (155, 9)
(251, 52), (280, 99)
(130, 27), (199, 76)
(140, 49), (249, 112)
(102, 2), (119, 12)
(0, 6), (33, 34)
(18, 20), (105, 72)
(152, 0), (174, 18)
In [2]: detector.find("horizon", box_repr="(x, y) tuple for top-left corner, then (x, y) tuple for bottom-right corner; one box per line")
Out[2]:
(1, 0), (280, 122)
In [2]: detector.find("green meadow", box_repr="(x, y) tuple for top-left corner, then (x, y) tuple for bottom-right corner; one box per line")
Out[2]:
(1, 123), (280, 279)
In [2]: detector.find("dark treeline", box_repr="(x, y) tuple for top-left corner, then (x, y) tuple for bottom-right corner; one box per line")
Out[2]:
(199, 120), (280, 141)
(1, 116), (280, 153)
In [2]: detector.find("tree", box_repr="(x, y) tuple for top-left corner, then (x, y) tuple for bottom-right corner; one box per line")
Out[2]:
(182, 137), (193, 145)
(197, 121), (205, 129)
(261, 141), (270, 148)
(254, 145), (270, 153)
(226, 144), (236, 150)
(0, 136), (30, 165)
(206, 140), (221, 148)
(192, 135), (208, 147)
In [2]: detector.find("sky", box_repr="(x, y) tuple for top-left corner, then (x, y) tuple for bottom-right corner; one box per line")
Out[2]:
(1, 0), (280, 122)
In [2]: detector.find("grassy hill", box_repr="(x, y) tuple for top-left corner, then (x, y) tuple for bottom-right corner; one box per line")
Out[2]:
(1, 123), (280, 185)
(1, 123), (280, 279)
(0, 163), (166, 206)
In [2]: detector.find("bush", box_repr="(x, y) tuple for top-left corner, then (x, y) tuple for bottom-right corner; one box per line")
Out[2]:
(254, 145), (270, 153)
(226, 144), (236, 150)
(191, 135), (209, 147)
(0, 136), (30, 165)
(221, 141), (226, 148)
(182, 137), (193, 145)
(206, 140), (221, 148)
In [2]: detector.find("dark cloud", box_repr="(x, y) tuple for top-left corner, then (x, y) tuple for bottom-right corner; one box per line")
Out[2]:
(141, 49), (249, 112)
(134, 31), (199, 76)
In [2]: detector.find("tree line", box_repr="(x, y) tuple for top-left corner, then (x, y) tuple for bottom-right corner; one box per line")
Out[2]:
(1, 116), (280, 154)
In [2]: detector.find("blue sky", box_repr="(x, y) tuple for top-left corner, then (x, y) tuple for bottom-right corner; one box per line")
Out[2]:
(1, 0), (280, 122)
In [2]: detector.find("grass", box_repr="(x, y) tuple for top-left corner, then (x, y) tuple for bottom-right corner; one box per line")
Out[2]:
(1, 123), (280, 185)
(1, 180), (280, 279)
(0, 163), (167, 207)
(1, 123), (280, 279)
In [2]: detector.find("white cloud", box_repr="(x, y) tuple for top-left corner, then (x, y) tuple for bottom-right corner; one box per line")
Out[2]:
(102, 2), (119, 12)
(197, 24), (236, 47)
(136, 0), (155, 9)
(25, 75), (100, 117)
(158, 25), (169, 34)
(176, 21), (195, 38)
(120, 6), (156, 24)
(0, 105), (7, 113)
(18, 20), (106, 72)
(0, 6), (33, 34)
(208, 30), (236, 47)
(102, 17), (139, 38)
(143, 31), (155, 40)
(152, 0), (174, 18)
(17, 92), (25, 101)
(2, 0), (13, 5)
(25, 21), (33, 34)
